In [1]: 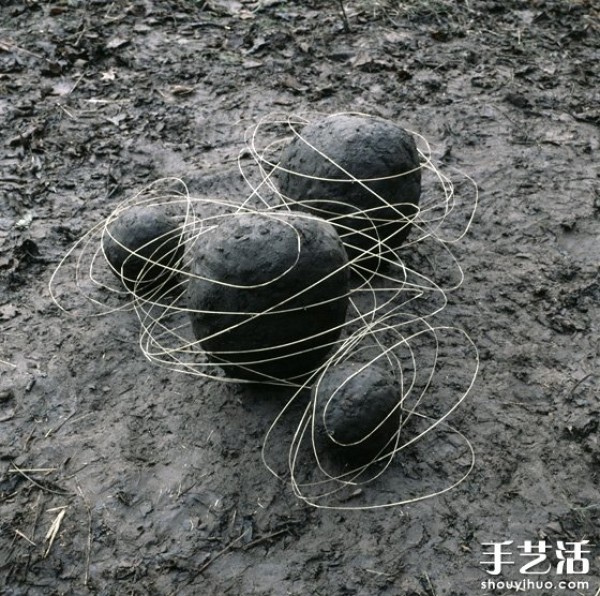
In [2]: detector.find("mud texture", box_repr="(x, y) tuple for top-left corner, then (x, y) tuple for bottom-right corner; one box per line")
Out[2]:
(187, 212), (349, 381)
(277, 114), (421, 261)
(1, 1), (599, 595)
(312, 361), (401, 462)
(102, 206), (184, 296)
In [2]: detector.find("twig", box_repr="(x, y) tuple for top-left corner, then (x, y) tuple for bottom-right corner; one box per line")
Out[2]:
(176, 481), (197, 498)
(76, 479), (92, 587)
(365, 568), (393, 577)
(14, 529), (36, 546)
(23, 427), (35, 450)
(58, 104), (77, 120)
(243, 528), (288, 550)
(20, 494), (43, 579)
(10, 463), (73, 497)
(0, 39), (43, 59)
(338, 0), (351, 32)
(569, 373), (594, 399)
(44, 507), (67, 557)
(7, 468), (57, 474)
(0, 358), (17, 369)
(195, 530), (249, 574)
(68, 71), (86, 96)
(45, 411), (78, 438)
(425, 572), (438, 596)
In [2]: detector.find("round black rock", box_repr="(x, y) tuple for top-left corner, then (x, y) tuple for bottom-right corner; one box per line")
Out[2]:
(312, 360), (401, 462)
(276, 114), (422, 263)
(102, 206), (184, 297)
(187, 212), (350, 381)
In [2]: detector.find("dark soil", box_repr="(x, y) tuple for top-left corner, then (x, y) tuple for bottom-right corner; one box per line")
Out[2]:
(1, 1), (599, 595)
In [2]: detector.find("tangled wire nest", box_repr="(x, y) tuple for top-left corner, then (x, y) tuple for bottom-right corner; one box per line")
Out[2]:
(50, 112), (479, 510)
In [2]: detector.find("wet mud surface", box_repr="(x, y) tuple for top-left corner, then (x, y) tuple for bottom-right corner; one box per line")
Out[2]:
(1, 1), (599, 595)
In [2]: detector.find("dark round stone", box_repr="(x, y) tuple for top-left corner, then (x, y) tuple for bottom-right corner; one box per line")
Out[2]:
(102, 206), (184, 297)
(312, 360), (401, 462)
(187, 212), (350, 382)
(276, 114), (421, 263)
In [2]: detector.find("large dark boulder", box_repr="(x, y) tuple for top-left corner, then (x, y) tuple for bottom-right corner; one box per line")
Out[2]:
(187, 212), (350, 382)
(102, 206), (184, 298)
(276, 114), (422, 264)
(312, 360), (401, 462)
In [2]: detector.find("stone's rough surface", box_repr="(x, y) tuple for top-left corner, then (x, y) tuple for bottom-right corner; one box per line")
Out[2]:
(276, 114), (422, 261)
(312, 361), (401, 461)
(102, 206), (184, 296)
(187, 212), (350, 381)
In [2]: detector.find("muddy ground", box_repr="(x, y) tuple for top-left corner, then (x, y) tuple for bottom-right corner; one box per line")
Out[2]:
(1, 1), (599, 595)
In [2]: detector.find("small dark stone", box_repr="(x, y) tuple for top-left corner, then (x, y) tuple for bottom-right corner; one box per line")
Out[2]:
(276, 114), (422, 264)
(187, 212), (350, 381)
(102, 206), (184, 297)
(312, 361), (401, 462)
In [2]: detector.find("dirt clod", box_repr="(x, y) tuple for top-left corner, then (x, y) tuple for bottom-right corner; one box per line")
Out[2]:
(187, 212), (349, 381)
(276, 113), (421, 263)
(102, 206), (184, 297)
(313, 361), (401, 462)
